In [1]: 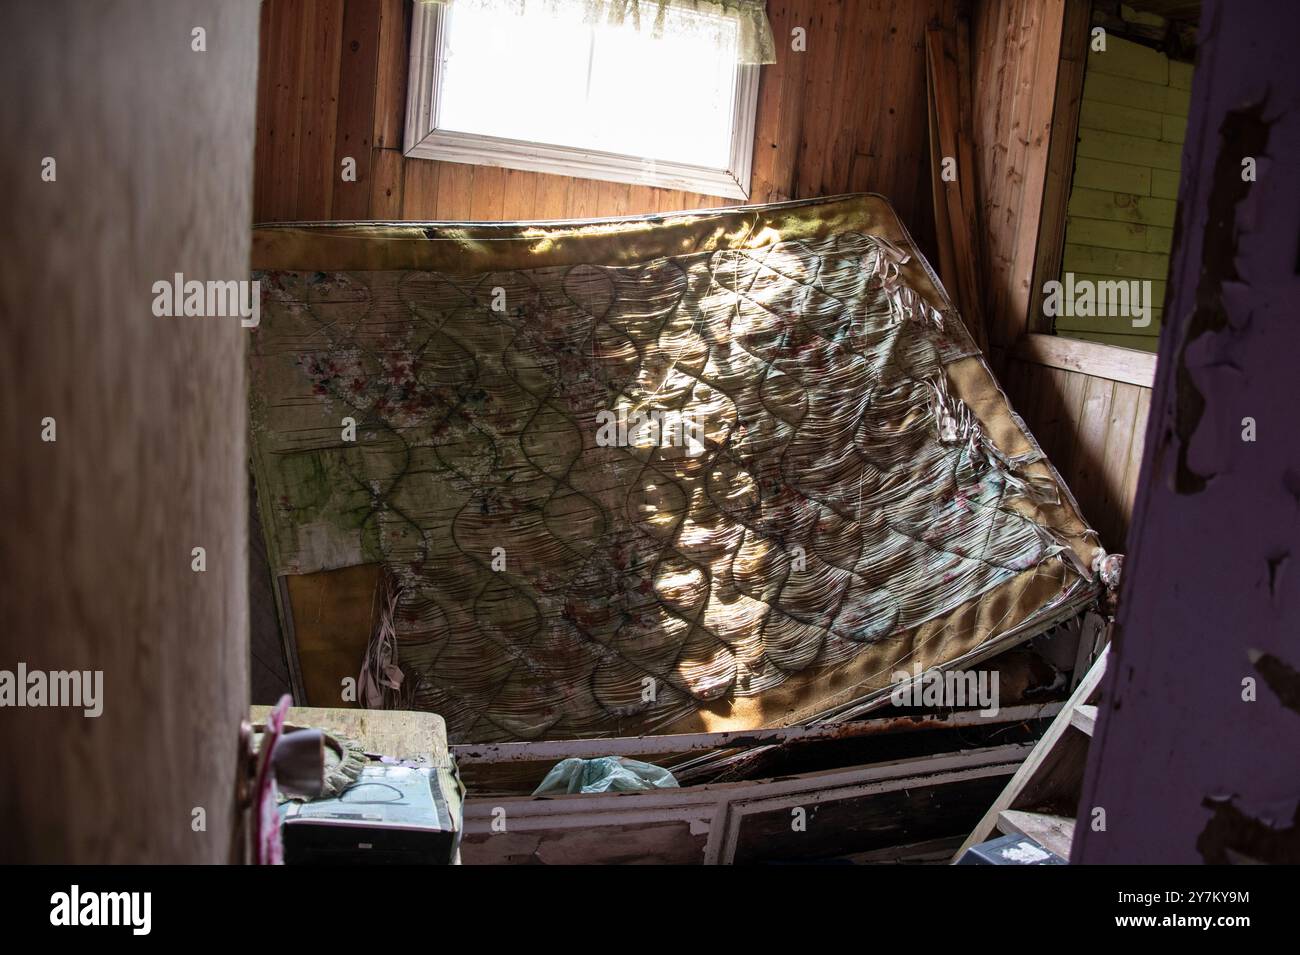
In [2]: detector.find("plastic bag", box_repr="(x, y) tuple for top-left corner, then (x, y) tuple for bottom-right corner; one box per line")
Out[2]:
(532, 756), (680, 796)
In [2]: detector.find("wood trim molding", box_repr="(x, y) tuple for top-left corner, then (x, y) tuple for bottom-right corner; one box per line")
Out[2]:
(1017, 333), (1157, 387)
(403, 0), (759, 200)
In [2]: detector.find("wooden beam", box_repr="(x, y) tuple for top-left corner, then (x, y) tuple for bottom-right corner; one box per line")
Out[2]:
(1007, 0), (1068, 335)
(1017, 332), (1157, 387)
(1028, 0), (1094, 333)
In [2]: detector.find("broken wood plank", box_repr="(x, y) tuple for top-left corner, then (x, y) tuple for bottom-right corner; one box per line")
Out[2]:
(453, 702), (1064, 765)
(954, 645), (1109, 861)
(997, 808), (1076, 858)
(1071, 703), (1098, 736)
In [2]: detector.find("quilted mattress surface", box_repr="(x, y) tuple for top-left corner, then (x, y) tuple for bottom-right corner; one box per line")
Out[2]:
(250, 195), (1099, 743)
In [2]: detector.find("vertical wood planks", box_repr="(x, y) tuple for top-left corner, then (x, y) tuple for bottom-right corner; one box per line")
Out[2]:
(434, 161), (474, 219)
(1095, 381), (1142, 547)
(468, 166), (507, 220)
(502, 168), (540, 220)
(401, 157), (441, 219)
(261, 0), (309, 221)
(369, 147), (405, 218)
(372, 0), (408, 150)
(1006, 357), (1153, 549)
(1118, 386), (1151, 547)
(534, 174), (576, 220)
(294, 0), (346, 220)
(255, 0), (966, 239)
(970, 0), (1069, 350)
(331, 0), (383, 219)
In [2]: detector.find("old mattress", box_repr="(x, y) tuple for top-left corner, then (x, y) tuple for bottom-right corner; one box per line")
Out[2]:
(249, 194), (1099, 743)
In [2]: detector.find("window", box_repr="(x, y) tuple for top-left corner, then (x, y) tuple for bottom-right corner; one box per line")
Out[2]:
(404, 0), (764, 200)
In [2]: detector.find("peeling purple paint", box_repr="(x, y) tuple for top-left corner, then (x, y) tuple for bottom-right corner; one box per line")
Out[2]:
(1073, 0), (1300, 864)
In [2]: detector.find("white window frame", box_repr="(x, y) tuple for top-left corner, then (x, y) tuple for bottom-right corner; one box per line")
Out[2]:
(403, 1), (760, 200)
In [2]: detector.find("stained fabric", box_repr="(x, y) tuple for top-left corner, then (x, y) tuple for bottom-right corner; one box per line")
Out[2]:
(250, 195), (1099, 743)
(532, 757), (679, 795)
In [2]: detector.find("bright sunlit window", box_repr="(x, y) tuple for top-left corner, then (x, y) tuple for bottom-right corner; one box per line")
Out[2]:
(404, 0), (760, 199)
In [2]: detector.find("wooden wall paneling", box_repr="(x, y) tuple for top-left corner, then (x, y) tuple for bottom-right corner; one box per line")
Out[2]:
(295, 0), (346, 221)
(255, 0), (964, 236)
(535, 173), (576, 220)
(401, 157), (441, 218)
(762, 0), (808, 202)
(1034, 366), (1073, 472)
(503, 168), (540, 220)
(1019, 361), (1050, 462)
(373, 0), (409, 150)
(1056, 34), (1187, 354)
(597, 181), (632, 218)
(749, 0), (790, 202)
(1095, 381), (1142, 547)
(971, 0), (1068, 351)
(1010, 353), (1153, 548)
(1052, 369), (1090, 485)
(253, 0), (277, 222)
(469, 165), (508, 219)
(818, 0), (868, 195)
(626, 185), (659, 217)
(332, 0), (383, 219)
(435, 160), (475, 219)
(971, 0), (1015, 331)
(926, 69), (959, 304)
(1019, 361), (1050, 454)
(954, 4), (989, 347)
(789, 1), (844, 199)
(904, 3), (943, 231)
(370, 146), (406, 217)
(570, 178), (603, 220)
(954, 1), (977, 173)
(263, 0), (310, 221)
(1002, 356), (1031, 417)
(926, 21), (988, 351)
(1067, 373), (1114, 539)
(1118, 387), (1151, 544)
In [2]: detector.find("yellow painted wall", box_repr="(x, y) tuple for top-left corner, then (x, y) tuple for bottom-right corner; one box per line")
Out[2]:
(1056, 35), (1193, 352)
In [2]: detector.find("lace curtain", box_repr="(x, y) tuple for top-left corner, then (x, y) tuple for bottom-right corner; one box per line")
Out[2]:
(420, 0), (777, 65)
